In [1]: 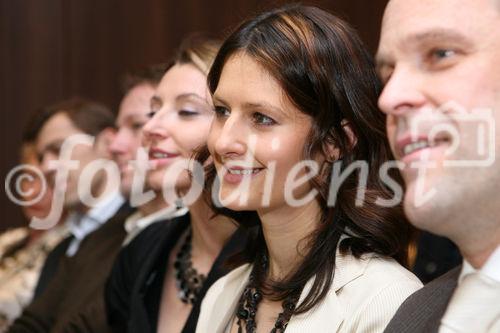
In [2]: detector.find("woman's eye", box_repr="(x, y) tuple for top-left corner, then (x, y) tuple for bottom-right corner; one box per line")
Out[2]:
(253, 112), (276, 126)
(178, 110), (198, 117)
(146, 111), (156, 119)
(214, 106), (230, 118)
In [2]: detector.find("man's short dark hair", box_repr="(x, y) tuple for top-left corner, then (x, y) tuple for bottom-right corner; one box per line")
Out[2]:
(23, 97), (115, 143)
(120, 64), (167, 95)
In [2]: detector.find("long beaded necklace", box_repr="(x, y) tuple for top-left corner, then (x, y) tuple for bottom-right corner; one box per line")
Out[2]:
(235, 256), (301, 333)
(173, 228), (206, 304)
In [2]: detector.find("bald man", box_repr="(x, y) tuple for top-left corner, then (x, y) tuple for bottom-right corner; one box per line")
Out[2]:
(376, 0), (500, 332)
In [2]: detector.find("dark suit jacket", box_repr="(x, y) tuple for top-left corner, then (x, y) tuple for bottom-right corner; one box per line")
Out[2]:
(34, 235), (73, 298)
(105, 214), (250, 333)
(7, 203), (134, 333)
(384, 265), (461, 333)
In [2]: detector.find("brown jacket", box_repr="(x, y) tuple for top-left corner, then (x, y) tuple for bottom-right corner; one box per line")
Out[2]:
(7, 204), (133, 333)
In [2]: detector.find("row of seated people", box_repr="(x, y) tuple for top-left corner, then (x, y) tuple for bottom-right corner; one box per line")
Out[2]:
(1, 1), (497, 332)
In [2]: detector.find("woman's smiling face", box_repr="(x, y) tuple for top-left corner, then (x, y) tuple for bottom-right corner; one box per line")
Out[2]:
(208, 52), (320, 212)
(142, 63), (213, 194)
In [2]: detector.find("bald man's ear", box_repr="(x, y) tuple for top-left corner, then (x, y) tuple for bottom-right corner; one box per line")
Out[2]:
(322, 120), (357, 162)
(94, 127), (116, 158)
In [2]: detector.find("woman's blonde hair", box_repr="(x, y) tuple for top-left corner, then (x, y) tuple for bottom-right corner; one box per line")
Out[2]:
(173, 34), (221, 75)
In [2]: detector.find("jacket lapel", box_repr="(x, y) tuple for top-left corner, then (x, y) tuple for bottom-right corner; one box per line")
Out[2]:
(213, 264), (253, 332)
(285, 279), (346, 333)
(286, 252), (371, 332)
(209, 252), (371, 332)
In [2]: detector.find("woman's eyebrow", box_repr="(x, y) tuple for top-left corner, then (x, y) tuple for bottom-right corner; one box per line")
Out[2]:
(175, 93), (205, 103)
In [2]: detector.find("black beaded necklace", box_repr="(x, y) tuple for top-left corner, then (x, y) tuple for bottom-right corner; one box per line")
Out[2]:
(235, 256), (300, 333)
(173, 228), (206, 304)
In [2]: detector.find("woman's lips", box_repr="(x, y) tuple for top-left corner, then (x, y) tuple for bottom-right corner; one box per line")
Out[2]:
(148, 149), (181, 169)
(222, 166), (264, 185)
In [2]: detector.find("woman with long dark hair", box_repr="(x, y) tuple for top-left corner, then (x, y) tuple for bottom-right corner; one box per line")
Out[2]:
(197, 5), (421, 332)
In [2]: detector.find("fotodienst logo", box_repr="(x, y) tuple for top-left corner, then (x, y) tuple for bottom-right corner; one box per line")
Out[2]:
(4, 103), (497, 229)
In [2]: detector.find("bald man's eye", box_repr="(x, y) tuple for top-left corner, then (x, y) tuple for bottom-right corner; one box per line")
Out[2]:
(424, 48), (460, 69)
(431, 49), (455, 60)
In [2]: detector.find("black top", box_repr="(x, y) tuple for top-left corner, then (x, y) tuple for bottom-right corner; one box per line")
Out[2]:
(412, 232), (462, 283)
(105, 213), (249, 333)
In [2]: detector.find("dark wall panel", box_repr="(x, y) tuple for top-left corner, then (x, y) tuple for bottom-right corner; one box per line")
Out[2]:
(1, 0), (65, 231)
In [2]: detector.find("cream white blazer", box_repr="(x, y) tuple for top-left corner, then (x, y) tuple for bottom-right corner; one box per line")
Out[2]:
(196, 252), (422, 333)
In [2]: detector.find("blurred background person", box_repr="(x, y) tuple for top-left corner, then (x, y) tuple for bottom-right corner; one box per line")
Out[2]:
(6, 65), (186, 333)
(110, 66), (187, 247)
(29, 98), (125, 297)
(2, 98), (122, 332)
(0, 142), (68, 332)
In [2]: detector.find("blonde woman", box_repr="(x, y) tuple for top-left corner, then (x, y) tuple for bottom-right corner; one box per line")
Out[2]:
(105, 35), (247, 333)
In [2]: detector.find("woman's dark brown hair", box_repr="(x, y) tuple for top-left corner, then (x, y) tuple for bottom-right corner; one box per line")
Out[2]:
(204, 4), (413, 314)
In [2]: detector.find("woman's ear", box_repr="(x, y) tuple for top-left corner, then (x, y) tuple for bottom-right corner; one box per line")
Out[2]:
(322, 141), (340, 162)
(341, 120), (357, 150)
(322, 120), (357, 162)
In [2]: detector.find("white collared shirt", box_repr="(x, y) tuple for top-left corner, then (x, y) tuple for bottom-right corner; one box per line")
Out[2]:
(439, 245), (500, 332)
(459, 245), (500, 283)
(65, 192), (125, 256)
(122, 205), (188, 246)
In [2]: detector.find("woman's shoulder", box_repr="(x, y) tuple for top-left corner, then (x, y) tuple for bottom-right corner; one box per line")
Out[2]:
(335, 252), (422, 294)
(332, 253), (422, 332)
(364, 254), (422, 284)
(316, 254), (422, 332)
